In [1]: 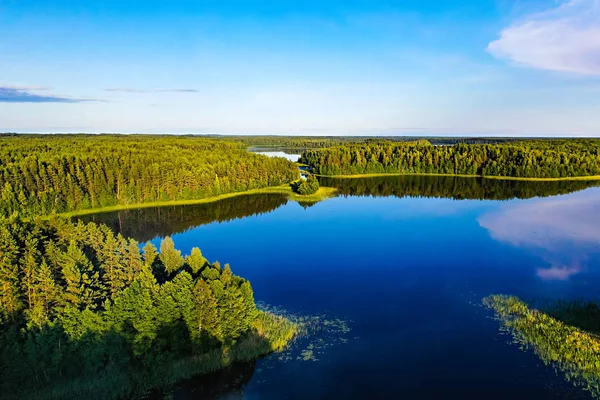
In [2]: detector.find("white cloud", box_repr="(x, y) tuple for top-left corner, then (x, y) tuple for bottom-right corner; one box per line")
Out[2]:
(488, 0), (600, 75)
(478, 189), (600, 280)
(478, 190), (600, 249)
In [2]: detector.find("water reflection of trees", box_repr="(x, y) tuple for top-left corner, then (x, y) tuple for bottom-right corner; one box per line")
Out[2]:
(149, 360), (257, 400)
(319, 175), (600, 201)
(77, 194), (289, 242)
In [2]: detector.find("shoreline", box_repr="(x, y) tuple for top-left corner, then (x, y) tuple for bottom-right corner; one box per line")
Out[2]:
(46, 185), (339, 219)
(315, 172), (600, 182)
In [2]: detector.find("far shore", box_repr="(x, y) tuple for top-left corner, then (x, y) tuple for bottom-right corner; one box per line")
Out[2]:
(44, 184), (338, 219)
(314, 172), (600, 182)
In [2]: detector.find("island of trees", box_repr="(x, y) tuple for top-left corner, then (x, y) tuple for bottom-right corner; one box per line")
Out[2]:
(300, 139), (600, 179)
(293, 175), (320, 196)
(0, 135), (299, 218)
(0, 215), (296, 400)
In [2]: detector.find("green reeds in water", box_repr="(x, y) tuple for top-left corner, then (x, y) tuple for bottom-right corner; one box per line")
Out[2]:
(484, 295), (600, 398)
(14, 311), (298, 400)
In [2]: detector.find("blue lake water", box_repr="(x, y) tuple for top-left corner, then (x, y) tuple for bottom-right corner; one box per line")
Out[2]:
(250, 150), (301, 163)
(80, 176), (600, 399)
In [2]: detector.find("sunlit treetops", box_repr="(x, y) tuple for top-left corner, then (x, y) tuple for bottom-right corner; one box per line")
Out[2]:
(301, 139), (600, 178)
(0, 135), (299, 218)
(0, 216), (296, 399)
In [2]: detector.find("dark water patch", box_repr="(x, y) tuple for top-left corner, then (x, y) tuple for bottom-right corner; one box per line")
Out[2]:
(75, 193), (288, 242)
(319, 174), (600, 200)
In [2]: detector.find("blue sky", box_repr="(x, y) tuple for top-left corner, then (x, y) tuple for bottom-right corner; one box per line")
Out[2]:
(1, 0), (599, 136)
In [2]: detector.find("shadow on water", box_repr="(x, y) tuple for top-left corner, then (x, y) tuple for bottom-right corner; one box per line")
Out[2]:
(319, 174), (600, 201)
(148, 361), (257, 400)
(76, 194), (290, 242)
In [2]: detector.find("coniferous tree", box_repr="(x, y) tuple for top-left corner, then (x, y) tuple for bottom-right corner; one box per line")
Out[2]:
(142, 242), (158, 266)
(61, 241), (104, 310)
(186, 247), (207, 274)
(0, 216), (296, 400)
(159, 237), (184, 274)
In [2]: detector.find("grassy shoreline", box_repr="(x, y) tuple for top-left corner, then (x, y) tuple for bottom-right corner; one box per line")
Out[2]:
(46, 184), (338, 219)
(315, 172), (600, 182)
(484, 295), (600, 398)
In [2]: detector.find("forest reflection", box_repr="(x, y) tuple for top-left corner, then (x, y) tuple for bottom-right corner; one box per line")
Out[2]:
(77, 193), (289, 242)
(149, 360), (257, 400)
(76, 176), (600, 243)
(319, 175), (600, 201)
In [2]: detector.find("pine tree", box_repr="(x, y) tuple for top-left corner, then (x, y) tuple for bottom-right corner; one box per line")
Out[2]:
(61, 241), (104, 310)
(190, 278), (222, 344)
(185, 247), (207, 274)
(142, 242), (158, 266)
(0, 223), (22, 320)
(159, 237), (184, 274)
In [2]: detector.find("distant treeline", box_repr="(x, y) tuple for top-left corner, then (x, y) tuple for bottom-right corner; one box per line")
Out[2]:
(78, 193), (289, 243)
(0, 216), (296, 400)
(219, 135), (524, 149)
(319, 175), (600, 201)
(0, 135), (298, 217)
(301, 140), (600, 178)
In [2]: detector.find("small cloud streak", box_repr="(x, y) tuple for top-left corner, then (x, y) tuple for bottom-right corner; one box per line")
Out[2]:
(1, 84), (50, 91)
(488, 0), (600, 75)
(0, 87), (94, 103)
(105, 88), (199, 93)
(536, 264), (582, 281)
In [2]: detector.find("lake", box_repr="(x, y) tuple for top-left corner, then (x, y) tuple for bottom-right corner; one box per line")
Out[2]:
(79, 175), (600, 399)
(249, 149), (302, 163)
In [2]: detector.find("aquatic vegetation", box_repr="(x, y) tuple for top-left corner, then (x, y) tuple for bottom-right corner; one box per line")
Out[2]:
(256, 302), (353, 366)
(484, 295), (600, 398)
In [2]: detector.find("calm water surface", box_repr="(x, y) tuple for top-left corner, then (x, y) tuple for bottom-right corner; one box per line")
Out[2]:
(250, 150), (301, 162)
(80, 176), (600, 399)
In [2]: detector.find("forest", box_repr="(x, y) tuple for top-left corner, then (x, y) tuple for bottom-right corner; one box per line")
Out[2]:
(319, 175), (600, 201)
(0, 135), (299, 218)
(300, 139), (600, 179)
(0, 215), (296, 400)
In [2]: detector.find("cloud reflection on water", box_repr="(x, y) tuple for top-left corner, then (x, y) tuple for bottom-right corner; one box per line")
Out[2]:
(478, 188), (600, 281)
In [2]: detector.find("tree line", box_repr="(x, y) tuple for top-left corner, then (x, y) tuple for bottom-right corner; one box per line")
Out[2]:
(300, 139), (600, 178)
(0, 135), (299, 218)
(0, 216), (296, 400)
(221, 135), (523, 149)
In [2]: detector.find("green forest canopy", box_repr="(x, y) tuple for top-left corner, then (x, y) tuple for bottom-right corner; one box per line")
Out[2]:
(216, 135), (525, 149)
(0, 216), (296, 400)
(0, 135), (299, 218)
(300, 139), (600, 179)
